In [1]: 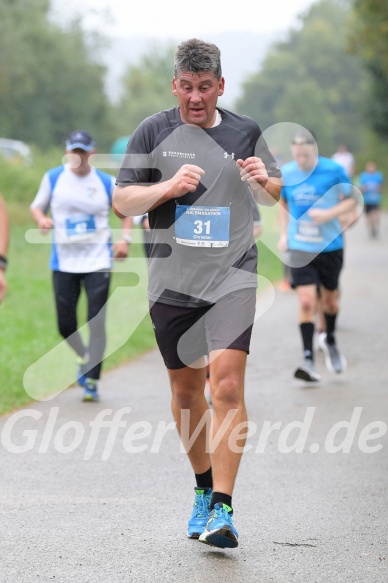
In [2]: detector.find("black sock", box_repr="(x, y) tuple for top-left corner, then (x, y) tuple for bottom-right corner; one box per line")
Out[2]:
(300, 322), (314, 360)
(210, 492), (232, 512)
(324, 313), (337, 345)
(195, 467), (213, 490)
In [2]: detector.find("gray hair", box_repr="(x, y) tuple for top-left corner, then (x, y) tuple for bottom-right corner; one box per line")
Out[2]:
(174, 39), (222, 80)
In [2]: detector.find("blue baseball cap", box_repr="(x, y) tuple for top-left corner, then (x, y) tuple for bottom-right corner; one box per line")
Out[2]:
(66, 130), (96, 152)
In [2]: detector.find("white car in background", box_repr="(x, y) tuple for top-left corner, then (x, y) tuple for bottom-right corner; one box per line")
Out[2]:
(0, 138), (32, 165)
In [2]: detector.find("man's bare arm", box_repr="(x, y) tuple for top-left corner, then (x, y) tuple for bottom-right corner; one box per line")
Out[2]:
(113, 164), (205, 218)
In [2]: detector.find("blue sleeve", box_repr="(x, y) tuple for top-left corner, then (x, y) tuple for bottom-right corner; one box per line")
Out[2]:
(95, 170), (114, 204)
(47, 165), (65, 193)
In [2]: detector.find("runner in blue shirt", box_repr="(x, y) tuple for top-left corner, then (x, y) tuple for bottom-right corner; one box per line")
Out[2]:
(279, 130), (357, 382)
(358, 161), (384, 239)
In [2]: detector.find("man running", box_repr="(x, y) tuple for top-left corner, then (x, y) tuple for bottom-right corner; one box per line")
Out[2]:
(31, 130), (132, 401)
(279, 130), (357, 382)
(359, 161), (384, 239)
(113, 39), (282, 548)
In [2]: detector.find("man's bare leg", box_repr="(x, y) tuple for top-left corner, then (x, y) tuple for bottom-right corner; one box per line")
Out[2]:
(169, 363), (211, 474)
(208, 349), (247, 495)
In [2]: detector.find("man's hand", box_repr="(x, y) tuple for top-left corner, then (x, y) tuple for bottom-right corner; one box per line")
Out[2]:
(165, 164), (205, 199)
(236, 157), (281, 206)
(236, 157), (269, 189)
(113, 240), (129, 260)
(277, 233), (288, 253)
(37, 216), (54, 234)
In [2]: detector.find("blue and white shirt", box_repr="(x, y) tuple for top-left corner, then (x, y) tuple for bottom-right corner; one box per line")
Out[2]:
(31, 165), (114, 273)
(281, 156), (352, 253)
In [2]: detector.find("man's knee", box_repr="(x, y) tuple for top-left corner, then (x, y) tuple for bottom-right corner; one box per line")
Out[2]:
(297, 285), (316, 315)
(211, 374), (244, 408)
(323, 294), (338, 314)
(322, 288), (339, 314)
(298, 292), (315, 315)
(57, 319), (76, 339)
(170, 373), (205, 408)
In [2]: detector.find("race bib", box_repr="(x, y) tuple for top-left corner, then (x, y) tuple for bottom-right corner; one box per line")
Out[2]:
(295, 220), (323, 243)
(65, 214), (96, 242)
(175, 205), (230, 248)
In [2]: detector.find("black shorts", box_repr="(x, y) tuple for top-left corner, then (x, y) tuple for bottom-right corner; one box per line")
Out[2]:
(149, 288), (257, 370)
(289, 249), (343, 291)
(364, 204), (380, 214)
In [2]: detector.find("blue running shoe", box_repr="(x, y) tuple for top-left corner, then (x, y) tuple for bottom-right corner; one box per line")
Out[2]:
(187, 487), (212, 539)
(199, 503), (238, 548)
(82, 378), (99, 402)
(77, 367), (87, 387)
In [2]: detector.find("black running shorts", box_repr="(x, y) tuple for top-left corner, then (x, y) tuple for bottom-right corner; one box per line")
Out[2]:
(364, 204), (380, 214)
(289, 249), (343, 291)
(149, 288), (257, 370)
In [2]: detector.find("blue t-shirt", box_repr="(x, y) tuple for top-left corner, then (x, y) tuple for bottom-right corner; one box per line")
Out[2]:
(281, 156), (352, 253)
(358, 170), (384, 206)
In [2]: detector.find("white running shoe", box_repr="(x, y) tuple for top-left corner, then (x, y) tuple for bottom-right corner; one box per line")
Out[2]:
(319, 333), (347, 373)
(294, 359), (321, 382)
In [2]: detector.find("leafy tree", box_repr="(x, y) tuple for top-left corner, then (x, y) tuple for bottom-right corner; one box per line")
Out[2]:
(351, 0), (388, 72)
(350, 0), (388, 139)
(236, 0), (368, 155)
(0, 0), (113, 149)
(116, 45), (177, 134)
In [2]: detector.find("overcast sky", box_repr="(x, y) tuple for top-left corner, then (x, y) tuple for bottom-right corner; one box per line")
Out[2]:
(53, 0), (315, 38)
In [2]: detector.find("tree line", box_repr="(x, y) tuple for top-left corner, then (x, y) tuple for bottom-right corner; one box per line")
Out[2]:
(0, 0), (386, 159)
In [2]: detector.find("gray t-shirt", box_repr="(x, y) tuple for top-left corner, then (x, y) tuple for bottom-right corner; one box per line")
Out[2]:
(116, 106), (281, 307)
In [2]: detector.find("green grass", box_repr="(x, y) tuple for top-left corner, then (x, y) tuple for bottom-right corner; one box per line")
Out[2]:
(257, 206), (284, 286)
(1, 213), (156, 413)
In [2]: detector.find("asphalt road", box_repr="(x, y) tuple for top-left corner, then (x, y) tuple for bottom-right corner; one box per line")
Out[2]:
(0, 214), (387, 583)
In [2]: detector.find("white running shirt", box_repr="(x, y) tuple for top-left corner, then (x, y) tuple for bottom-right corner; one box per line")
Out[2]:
(31, 165), (115, 273)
